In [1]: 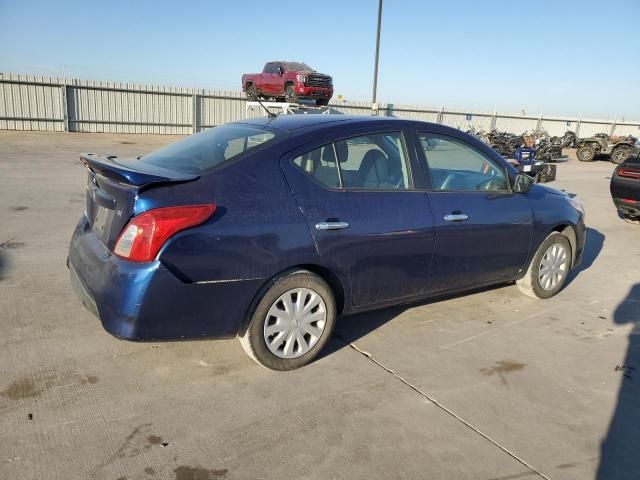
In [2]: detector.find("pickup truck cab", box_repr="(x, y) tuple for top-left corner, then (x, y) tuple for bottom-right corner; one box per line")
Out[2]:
(242, 61), (333, 106)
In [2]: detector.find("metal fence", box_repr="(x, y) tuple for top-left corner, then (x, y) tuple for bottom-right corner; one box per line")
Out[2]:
(2, 73), (639, 138)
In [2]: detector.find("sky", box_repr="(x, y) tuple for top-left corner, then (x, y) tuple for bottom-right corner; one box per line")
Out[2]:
(1, 0), (639, 120)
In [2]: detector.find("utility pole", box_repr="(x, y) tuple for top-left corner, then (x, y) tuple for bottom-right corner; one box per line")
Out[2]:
(372, 0), (383, 112)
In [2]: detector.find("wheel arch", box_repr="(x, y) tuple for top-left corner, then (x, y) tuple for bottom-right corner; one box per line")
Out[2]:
(551, 223), (578, 268)
(239, 264), (347, 336)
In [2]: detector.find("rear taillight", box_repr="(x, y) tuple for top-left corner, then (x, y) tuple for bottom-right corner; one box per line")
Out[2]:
(619, 198), (637, 204)
(618, 167), (640, 180)
(114, 204), (216, 262)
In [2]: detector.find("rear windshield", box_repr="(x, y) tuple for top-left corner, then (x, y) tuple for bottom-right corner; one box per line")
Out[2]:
(140, 124), (278, 174)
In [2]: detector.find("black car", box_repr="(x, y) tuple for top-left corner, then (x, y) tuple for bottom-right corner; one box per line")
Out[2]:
(610, 147), (640, 224)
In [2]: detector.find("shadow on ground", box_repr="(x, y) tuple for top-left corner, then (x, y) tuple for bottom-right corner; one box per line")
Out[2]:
(322, 227), (604, 359)
(0, 250), (6, 281)
(596, 283), (640, 480)
(566, 227), (605, 286)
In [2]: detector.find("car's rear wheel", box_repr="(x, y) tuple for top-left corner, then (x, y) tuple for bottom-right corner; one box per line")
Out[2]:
(517, 232), (572, 299)
(239, 269), (336, 370)
(611, 145), (631, 164)
(577, 145), (596, 162)
(284, 85), (298, 103)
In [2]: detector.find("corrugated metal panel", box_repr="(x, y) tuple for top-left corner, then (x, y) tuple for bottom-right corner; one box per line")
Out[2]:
(392, 103), (440, 123)
(612, 123), (640, 137)
(539, 118), (576, 137)
(1, 73), (638, 137)
(494, 116), (539, 134)
(578, 121), (612, 138)
(442, 112), (492, 131)
(0, 73), (64, 131)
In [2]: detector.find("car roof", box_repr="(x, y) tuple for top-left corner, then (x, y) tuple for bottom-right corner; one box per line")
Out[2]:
(236, 114), (427, 133)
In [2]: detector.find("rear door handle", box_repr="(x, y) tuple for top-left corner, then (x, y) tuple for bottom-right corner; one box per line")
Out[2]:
(444, 213), (469, 222)
(315, 221), (350, 231)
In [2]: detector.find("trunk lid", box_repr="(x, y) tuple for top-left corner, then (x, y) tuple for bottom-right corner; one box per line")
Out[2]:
(80, 154), (199, 249)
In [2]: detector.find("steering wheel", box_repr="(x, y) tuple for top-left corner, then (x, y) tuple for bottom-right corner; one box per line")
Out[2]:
(477, 177), (504, 191)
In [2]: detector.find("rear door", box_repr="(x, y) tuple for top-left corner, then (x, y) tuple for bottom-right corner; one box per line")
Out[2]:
(281, 128), (436, 308)
(416, 131), (533, 292)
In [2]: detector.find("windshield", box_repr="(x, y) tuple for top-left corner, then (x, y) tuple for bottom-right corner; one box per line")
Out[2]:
(140, 124), (278, 174)
(284, 62), (314, 72)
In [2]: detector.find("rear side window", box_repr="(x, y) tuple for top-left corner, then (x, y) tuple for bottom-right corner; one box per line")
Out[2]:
(292, 144), (340, 188)
(141, 124), (277, 174)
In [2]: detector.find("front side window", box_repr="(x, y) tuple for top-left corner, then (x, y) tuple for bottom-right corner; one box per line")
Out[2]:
(335, 132), (410, 190)
(141, 124), (277, 174)
(418, 133), (509, 192)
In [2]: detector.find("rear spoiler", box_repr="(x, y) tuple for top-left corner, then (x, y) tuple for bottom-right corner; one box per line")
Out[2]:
(80, 154), (198, 187)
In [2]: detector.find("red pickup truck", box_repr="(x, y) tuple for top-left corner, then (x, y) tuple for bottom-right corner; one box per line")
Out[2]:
(242, 61), (333, 106)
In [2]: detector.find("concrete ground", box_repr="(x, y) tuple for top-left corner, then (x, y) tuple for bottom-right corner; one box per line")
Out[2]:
(0, 131), (638, 480)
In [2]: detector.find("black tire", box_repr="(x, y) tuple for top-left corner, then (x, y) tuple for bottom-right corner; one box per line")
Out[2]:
(517, 232), (572, 299)
(577, 144), (596, 162)
(611, 146), (631, 165)
(284, 84), (298, 103)
(239, 269), (336, 371)
(245, 83), (258, 100)
(316, 98), (329, 106)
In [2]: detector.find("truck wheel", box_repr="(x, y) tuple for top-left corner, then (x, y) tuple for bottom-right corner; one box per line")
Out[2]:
(611, 146), (631, 164)
(284, 85), (298, 103)
(246, 83), (258, 100)
(239, 269), (336, 371)
(316, 98), (329, 106)
(577, 144), (596, 162)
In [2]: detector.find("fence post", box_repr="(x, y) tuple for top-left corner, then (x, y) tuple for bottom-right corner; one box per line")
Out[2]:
(490, 110), (497, 131)
(437, 107), (444, 124)
(575, 114), (582, 137)
(610, 117), (617, 137)
(536, 113), (542, 131)
(61, 84), (69, 132)
(192, 94), (199, 133)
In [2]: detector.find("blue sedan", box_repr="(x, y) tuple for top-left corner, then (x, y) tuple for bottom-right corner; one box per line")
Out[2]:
(68, 115), (586, 370)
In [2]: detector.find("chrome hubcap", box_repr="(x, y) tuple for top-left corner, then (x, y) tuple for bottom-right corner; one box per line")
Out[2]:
(538, 243), (569, 291)
(264, 288), (327, 359)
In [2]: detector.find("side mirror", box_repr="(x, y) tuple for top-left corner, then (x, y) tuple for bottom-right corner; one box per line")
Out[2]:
(277, 67), (283, 76)
(513, 173), (533, 193)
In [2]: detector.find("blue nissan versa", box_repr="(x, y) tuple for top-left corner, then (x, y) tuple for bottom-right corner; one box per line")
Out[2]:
(68, 115), (586, 370)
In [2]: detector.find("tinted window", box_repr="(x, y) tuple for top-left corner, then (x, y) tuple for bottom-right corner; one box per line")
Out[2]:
(264, 63), (274, 74)
(141, 124), (276, 174)
(418, 133), (509, 192)
(292, 144), (340, 188)
(335, 133), (410, 190)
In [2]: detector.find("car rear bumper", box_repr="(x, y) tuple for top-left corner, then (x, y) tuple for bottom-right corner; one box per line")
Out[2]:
(68, 217), (265, 341)
(613, 198), (640, 218)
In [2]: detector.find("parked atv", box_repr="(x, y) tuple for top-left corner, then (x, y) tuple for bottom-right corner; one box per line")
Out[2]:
(576, 134), (637, 164)
(560, 131), (578, 148)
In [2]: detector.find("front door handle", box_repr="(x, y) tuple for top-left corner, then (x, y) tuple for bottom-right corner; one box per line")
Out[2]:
(315, 221), (350, 231)
(444, 213), (469, 222)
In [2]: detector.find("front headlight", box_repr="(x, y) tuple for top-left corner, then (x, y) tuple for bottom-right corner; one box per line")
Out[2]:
(296, 74), (306, 83)
(567, 196), (585, 218)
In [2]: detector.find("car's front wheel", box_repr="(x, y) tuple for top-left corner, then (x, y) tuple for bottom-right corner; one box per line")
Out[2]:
(239, 269), (336, 370)
(517, 232), (572, 299)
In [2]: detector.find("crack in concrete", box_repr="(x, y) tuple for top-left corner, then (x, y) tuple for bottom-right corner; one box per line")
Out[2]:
(336, 334), (552, 480)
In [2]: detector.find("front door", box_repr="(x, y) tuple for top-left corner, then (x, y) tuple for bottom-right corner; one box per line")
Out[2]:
(416, 131), (534, 292)
(281, 130), (436, 307)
